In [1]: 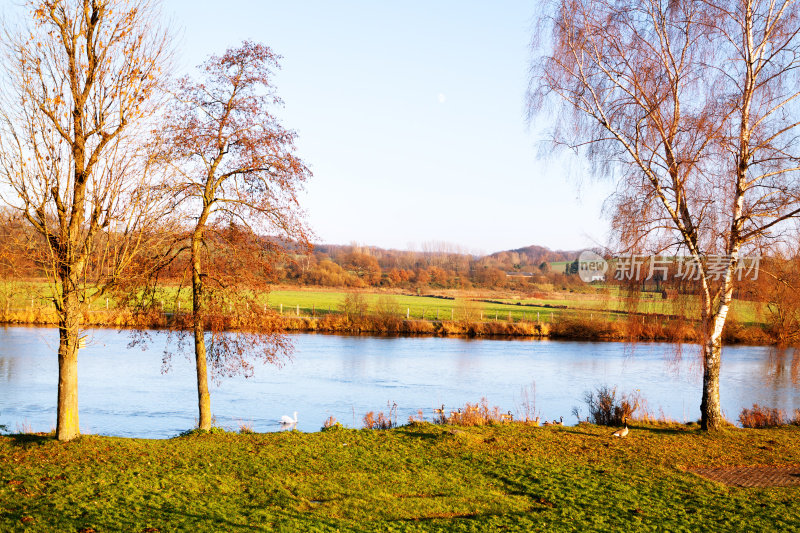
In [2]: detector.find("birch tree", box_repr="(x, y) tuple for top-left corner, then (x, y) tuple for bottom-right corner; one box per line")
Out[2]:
(530, 0), (800, 429)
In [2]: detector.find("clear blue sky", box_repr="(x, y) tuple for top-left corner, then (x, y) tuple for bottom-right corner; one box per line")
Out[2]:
(120, 2), (620, 254)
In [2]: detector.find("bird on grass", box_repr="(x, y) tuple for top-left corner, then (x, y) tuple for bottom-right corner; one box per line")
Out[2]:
(501, 411), (514, 423)
(433, 405), (445, 415)
(280, 412), (298, 426)
(544, 416), (563, 427)
(612, 417), (629, 437)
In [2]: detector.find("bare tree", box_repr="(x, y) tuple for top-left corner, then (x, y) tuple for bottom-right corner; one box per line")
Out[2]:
(156, 41), (310, 431)
(530, 0), (800, 429)
(0, 0), (172, 441)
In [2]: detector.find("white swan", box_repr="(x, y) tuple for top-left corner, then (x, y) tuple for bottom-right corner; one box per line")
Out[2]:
(280, 412), (298, 425)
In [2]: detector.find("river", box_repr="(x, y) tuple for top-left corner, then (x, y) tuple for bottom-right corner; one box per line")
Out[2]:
(0, 326), (797, 437)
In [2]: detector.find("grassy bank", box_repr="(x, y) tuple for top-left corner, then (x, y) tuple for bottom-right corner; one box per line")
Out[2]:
(1, 424), (798, 531)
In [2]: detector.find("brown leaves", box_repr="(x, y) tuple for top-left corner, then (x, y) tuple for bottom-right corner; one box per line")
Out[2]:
(158, 40), (310, 242)
(151, 42), (311, 385)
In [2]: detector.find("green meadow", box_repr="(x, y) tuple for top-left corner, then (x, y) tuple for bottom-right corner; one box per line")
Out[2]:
(0, 281), (767, 327)
(1, 423), (798, 531)
(265, 289), (582, 323)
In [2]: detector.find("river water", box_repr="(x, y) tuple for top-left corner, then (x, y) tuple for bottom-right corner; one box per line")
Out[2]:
(0, 326), (797, 437)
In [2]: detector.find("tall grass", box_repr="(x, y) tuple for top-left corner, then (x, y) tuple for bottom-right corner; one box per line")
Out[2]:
(363, 402), (398, 429)
(738, 404), (800, 428)
(439, 398), (504, 426)
(515, 382), (541, 425)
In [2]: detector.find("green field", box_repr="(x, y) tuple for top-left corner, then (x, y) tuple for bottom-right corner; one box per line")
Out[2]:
(0, 281), (766, 326)
(1, 423), (798, 531)
(265, 289), (587, 322)
(497, 295), (764, 324)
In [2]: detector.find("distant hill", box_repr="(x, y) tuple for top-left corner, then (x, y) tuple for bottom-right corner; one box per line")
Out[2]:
(313, 243), (583, 264)
(488, 245), (580, 266)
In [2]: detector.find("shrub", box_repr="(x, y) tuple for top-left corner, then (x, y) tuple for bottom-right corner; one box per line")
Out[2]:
(739, 404), (785, 428)
(342, 291), (369, 320)
(363, 403), (397, 429)
(321, 416), (344, 431)
(176, 427), (228, 437)
(550, 318), (623, 340)
(407, 410), (427, 425)
(454, 297), (482, 323)
(583, 385), (640, 426)
(373, 295), (402, 330)
(363, 411), (393, 430)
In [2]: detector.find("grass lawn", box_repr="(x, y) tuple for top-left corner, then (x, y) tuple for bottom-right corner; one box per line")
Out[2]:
(1, 423), (798, 531)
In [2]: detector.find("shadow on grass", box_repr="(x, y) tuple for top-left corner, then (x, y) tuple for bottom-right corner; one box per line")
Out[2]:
(1, 502), (268, 533)
(3, 433), (55, 447)
(629, 424), (698, 436)
(559, 423), (698, 437)
(482, 473), (558, 514)
(557, 428), (605, 438)
(394, 425), (450, 441)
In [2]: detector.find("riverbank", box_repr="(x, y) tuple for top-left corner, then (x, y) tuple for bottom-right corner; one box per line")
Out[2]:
(1, 423), (798, 531)
(0, 305), (775, 345)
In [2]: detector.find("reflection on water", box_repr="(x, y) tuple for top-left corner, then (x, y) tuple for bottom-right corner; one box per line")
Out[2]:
(762, 347), (800, 388)
(0, 326), (798, 438)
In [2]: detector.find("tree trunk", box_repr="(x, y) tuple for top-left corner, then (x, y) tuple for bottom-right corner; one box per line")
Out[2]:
(56, 289), (80, 441)
(193, 315), (211, 431)
(700, 331), (723, 430)
(700, 307), (728, 430)
(191, 234), (211, 431)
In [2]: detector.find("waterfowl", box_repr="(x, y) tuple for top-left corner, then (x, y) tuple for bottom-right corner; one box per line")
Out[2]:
(433, 405), (445, 415)
(612, 417), (629, 437)
(501, 411), (514, 423)
(280, 412), (298, 425)
(554, 416), (564, 426)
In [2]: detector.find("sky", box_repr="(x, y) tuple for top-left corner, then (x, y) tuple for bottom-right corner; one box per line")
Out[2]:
(28, 1), (616, 255)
